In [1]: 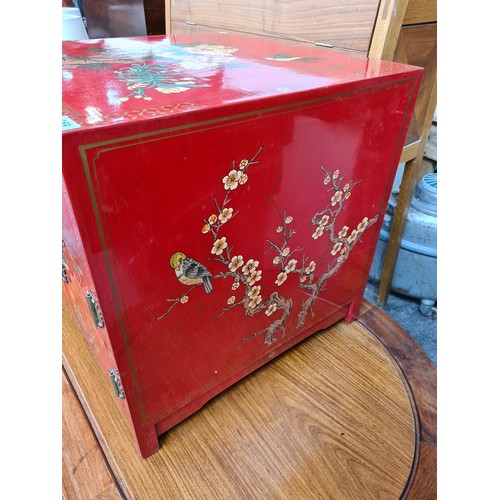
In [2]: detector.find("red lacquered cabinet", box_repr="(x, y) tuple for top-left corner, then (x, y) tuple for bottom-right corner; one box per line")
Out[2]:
(62, 33), (422, 458)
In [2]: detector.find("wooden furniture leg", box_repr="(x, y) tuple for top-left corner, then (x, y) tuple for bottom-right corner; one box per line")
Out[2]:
(377, 76), (437, 307)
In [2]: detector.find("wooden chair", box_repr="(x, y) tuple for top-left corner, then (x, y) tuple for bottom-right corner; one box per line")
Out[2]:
(165, 0), (437, 309)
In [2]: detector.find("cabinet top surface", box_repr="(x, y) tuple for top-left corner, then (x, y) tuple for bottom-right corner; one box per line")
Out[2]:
(62, 33), (420, 132)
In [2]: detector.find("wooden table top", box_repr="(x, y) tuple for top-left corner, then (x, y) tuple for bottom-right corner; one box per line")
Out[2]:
(62, 299), (436, 499)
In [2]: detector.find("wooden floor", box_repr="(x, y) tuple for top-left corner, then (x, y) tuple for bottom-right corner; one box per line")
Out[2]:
(62, 299), (436, 499)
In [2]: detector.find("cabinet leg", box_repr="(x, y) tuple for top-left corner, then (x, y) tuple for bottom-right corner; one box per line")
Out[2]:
(135, 424), (160, 459)
(345, 294), (363, 323)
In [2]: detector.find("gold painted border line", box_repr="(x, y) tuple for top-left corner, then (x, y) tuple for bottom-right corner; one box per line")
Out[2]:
(79, 77), (418, 425)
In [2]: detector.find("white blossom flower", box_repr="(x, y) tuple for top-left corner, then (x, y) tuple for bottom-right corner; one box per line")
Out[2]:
(273, 256), (281, 265)
(248, 295), (263, 309)
(276, 226), (283, 233)
(229, 255), (244, 272)
(180, 295), (189, 304)
(242, 259), (259, 275)
(275, 272), (288, 286)
(331, 191), (343, 206)
(312, 227), (324, 240)
(347, 230), (358, 243)
(344, 191), (351, 200)
(338, 226), (349, 238)
(231, 281), (240, 290)
(218, 207), (234, 224)
(332, 169), (340, 179)
(239, 159), (249, 169)
(155, 86), (190, 94)
(238, 173), (248, 185)
(331, 242), (343, 256)
(343, 183), (351, 192)
(248, 285), (262, 299)
(202, 224), (210, 234)
(227, 296), (236, 305)
(285, 216), (293, 224)
(265, 303), (278, 316)
(323, 176), (331, 185)
(247, 270), (262, 286)
(211, 237), (228, 255)
(305, 261), (316, 274)
(357, 217), (369, 232)
(222, 169), (242, 190)
(282, 247), (290, 257)
(320, 215), (330, 226)
(300, 275), (307, 283)
(208, 214), (218, 225)
(285, 259), (297, 273)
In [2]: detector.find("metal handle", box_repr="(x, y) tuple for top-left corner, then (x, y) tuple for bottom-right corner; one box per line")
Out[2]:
(85, 290), (105, 328)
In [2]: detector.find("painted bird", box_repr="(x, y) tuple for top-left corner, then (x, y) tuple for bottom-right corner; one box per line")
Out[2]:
(170, 252), (213, 293)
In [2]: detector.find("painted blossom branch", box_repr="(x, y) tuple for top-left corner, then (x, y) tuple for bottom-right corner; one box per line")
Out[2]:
(267, 166), (379, 329)
(240, 292), (293, 346)
(296, 214), (378, 327)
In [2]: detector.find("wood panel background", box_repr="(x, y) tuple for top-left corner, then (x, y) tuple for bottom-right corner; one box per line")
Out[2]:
(170, 0), (381, 52)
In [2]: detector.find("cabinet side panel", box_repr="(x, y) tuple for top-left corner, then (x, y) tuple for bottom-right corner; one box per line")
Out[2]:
(62, 175), (139, 440)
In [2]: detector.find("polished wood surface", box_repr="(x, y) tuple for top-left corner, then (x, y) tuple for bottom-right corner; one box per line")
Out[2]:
(62, 299), (436, 498)
(82, 0), (165, 38)
(170, 0), (380, 52)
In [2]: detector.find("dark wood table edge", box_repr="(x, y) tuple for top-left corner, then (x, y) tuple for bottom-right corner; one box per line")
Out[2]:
(356, 299), (437, 499)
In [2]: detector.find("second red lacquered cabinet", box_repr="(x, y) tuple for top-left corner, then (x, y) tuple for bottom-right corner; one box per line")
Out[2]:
(62, 33), (422, 458)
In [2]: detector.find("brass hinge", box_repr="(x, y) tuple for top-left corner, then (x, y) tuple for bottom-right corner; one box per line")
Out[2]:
(110, 368), (125, 399)
(85, 290), (105, 328)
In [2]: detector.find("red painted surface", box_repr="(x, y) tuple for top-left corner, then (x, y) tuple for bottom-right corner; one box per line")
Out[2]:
(62, 33), (422, 458)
